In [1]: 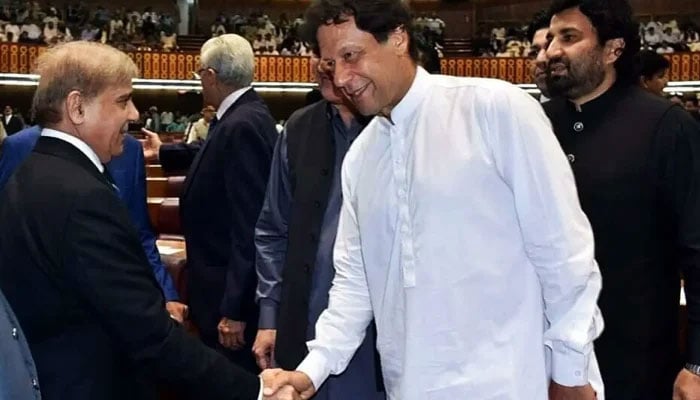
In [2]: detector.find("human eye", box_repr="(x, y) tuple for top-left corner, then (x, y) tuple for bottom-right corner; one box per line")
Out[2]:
(343, 50), (360, 63)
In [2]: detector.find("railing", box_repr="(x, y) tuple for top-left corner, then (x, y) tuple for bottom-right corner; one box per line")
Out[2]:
(2, 43), (700, 84)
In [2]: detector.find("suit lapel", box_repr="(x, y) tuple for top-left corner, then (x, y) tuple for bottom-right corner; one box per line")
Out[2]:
(181, 89), (260, 200)
(33, 137), (112, 189)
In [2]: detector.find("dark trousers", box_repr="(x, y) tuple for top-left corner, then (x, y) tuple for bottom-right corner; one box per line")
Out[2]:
(200, 330), (259, 374)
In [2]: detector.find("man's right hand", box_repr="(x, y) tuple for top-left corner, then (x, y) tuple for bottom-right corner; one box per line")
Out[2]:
(141, 128), (162, 161)
(261, 369), (316, 400)
(253, 329), (277, 369)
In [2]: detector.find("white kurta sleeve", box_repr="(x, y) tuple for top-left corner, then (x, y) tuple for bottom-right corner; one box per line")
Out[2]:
(296, 152), (374, 390)
(484, 83), (604, 387)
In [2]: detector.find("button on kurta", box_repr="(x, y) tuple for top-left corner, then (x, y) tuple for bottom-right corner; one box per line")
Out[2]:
(574, 122), (584, 132)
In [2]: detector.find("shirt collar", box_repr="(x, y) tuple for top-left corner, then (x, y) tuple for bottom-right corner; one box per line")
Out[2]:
(566, 81), (629, 114)
(384, 66), (432, 126)
(217, 86), (252, 120)
(41, 128), (104, 173)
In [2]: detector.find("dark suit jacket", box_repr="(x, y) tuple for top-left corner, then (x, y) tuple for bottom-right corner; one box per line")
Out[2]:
(160, 89), (277, 352)
(1, 115), (23, 135)
(0, 288), (41, 400)
(0, 127), (179, 300)
(0, 137), (260, 400)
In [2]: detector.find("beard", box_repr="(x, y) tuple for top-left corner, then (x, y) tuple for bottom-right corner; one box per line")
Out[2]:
(546, 47), (607, 100)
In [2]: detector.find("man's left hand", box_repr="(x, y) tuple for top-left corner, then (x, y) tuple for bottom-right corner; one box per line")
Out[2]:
(674, 369), (700, 400)
(218, 317), (246, 350)
(549, 381), (596, 400)
(165, 301), (188, 323)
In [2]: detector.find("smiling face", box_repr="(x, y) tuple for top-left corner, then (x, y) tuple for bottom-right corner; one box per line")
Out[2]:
(545, 7), (613, 101)
(316, 16), (412, 116)
(79, 83), (138, 162)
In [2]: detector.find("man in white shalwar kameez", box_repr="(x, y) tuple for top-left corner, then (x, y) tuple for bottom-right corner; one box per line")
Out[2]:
(263, 0), (604, 399)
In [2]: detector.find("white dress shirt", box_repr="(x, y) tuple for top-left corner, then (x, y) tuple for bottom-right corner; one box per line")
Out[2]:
(297, 67), (604, 400)
(41, 128), (103, 173)
(217, 86), (252, 120)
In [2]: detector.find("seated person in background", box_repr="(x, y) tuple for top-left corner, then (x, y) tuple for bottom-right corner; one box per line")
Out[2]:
(19, 19), (41, 43)
(43, 20), (58, 44)
(4, 21), (19, 42)
(685, 97), (700, 123)
(644, 26), (661, 48)
(0, 125), (189, 323)
(185, 105), (215, 143)
(635, 50), (670, 97)
(160, 28), (177, 52)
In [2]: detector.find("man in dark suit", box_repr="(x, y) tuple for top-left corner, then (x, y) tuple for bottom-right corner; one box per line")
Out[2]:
(0, 287), (41, 400)
(142, 34), (277, 373)
(0, 40), (294, 400)
(2, 105), (24, 135)
(0, 126), (188, 322)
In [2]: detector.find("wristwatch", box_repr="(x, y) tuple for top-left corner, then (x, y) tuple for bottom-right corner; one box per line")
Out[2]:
(685, 363), (700, 376)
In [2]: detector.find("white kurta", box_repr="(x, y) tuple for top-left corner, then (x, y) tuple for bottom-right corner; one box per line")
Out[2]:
(297, 67), (604, 400)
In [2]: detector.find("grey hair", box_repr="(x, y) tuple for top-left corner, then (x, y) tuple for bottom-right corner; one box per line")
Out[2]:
(200, 34), (255, 88)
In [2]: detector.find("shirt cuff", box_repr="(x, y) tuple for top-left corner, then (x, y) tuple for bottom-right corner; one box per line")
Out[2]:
(296, 349), (330, 392)
(257, 376), (263, 400)
(550, 344), (590, 386)
(258, 299), (278, 329)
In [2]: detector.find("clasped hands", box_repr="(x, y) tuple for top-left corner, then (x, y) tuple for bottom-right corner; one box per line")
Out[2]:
(260, 369), (315, 400)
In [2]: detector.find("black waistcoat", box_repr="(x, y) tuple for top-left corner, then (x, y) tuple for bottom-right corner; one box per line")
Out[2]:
(544, 85), (681, 399)
(275, 100), (335, 369)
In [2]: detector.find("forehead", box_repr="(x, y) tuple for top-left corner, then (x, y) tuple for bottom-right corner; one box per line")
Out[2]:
(316, 18), (379, 57)
(550, 7), (595, 35)
(98, 83), (133, 100)
(533, 28), (548, 45)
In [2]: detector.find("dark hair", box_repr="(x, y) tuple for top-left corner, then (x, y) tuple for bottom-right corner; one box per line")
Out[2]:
(548, 0), (640, 85)
(527, 9), (551, 41)
(301, 0), (418, 61)
(634, 50), (670, 80)
(688, 97), (699, 107)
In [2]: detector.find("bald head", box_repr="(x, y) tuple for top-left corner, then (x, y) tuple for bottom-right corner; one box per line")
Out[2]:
(33, 41), (138, 126)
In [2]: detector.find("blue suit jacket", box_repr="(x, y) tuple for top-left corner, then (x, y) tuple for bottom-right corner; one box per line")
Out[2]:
(0, 127), (178, 301)
(0, 288), (41, 400)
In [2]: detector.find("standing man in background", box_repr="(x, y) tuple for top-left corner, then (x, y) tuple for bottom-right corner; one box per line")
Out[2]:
(143, 34), (278, 373)
(527, 10), (552, 101)
(635, 49), (670, 97)
(254, 58), (384, 400)
(2, 105), (23, 136)
(543, 0), (700, 398)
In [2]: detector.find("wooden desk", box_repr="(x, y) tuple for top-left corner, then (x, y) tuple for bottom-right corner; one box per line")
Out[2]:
(147, 164), (164, 178)
(147, 177), (168, 197)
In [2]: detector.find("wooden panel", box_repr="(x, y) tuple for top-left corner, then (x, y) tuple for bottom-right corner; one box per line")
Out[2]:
(0, 44), (315, 82)
(147, 164), (164, 178)
(440, 53), (700, 84)
(147, 177), (168, 198)
(2, 44), (698, 85)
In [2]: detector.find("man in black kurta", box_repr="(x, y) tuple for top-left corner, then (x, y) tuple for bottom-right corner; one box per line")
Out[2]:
(543, 1), (700, 399)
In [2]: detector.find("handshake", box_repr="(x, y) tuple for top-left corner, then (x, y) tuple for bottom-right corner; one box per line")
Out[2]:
(260, 369), (316, 400)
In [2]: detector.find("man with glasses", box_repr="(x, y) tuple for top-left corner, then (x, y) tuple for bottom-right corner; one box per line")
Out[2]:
(142, 34), (278, 373)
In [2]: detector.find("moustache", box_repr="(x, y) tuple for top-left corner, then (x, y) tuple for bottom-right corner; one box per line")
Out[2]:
(546, 58), (569, 74)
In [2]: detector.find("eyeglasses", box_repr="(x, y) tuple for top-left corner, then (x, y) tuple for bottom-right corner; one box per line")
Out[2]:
(193, 66), (218, 80)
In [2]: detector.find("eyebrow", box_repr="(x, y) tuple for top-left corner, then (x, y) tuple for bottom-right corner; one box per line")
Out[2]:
(555, 27), (581, 36)
(116, 92), (133, 102)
